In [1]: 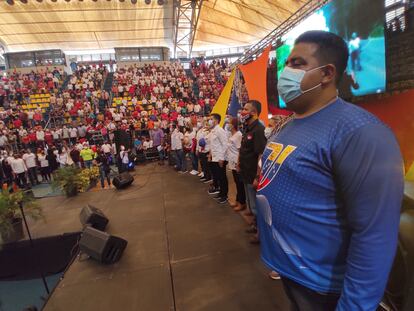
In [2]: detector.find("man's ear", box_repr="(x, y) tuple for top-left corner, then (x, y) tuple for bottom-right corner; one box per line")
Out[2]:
(321, 64), (337, 85)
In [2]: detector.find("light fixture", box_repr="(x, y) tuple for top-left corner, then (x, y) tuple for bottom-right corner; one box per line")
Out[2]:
(6, 0), (14, 5)
(131, 0), (137, 3)
(20, 0), (28, 3)
(36, 0), (43, 2)
(51, 0), (57, 2)
(145, 0), (151, 4)
(157, 0), (164, 4)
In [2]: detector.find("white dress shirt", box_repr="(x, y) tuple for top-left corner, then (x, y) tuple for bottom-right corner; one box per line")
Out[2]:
(226, 131), (242, 170)
(22, 153), (37, 168)
(209, 125), (228, 162)
(11, 158), (27, 174)
(171, 130), (183, 151)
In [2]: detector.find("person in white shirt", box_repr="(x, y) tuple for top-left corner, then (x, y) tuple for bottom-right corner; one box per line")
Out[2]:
(69, 127), (78, 144)
(170, 126), (186, 173)
(101, 142), (112, 156)
(184, 126), (198, 175)
(225, 117), (245, 211)
(11, 153), (28, 188)
(23, 149), (39, 185)
(208, 113), (229, 203)
(58, 149), (68, 167)
(37, 150), (51, 182)
(36, 129), (45, 147)
(119, 145), (129, 173)
(196, 121), (211, 182)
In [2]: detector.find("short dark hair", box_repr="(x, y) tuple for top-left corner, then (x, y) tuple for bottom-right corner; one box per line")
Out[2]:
(295, 31), (349, 84)
(246, 100), (262, 115)
(211, 113), (221, 123)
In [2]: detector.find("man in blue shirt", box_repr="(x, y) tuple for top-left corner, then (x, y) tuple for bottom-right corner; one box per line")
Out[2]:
(257, 31), (404, 310)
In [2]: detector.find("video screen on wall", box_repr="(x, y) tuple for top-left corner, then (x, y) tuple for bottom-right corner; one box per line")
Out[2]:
(276, 0), (386, 108)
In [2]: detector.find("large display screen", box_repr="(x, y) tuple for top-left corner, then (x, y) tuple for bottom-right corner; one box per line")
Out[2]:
(276, 0), (386, 108)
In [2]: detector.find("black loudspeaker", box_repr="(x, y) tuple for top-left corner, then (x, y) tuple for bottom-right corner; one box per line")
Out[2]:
(79, 226), (127, 264)
(79, 205), (109, 231)
(113, 172), (134, 189)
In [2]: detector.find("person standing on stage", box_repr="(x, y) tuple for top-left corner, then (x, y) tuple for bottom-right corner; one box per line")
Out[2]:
(207, 113), (228, 204)
(237, 100), (267, 244)
(257, 30), (403, 311)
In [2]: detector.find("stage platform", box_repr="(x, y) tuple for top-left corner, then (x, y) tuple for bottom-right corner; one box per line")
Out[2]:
(34, 163), (289, 311)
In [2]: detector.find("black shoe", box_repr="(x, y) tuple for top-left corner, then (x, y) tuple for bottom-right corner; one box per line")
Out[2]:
(217, 197), (228, 204)
(200, 177), (207, 182)
(245, 226), (257, 234)
(203, 179), (212, 184)
(213, 194), (222, 200)
(208, 188), (220, 195)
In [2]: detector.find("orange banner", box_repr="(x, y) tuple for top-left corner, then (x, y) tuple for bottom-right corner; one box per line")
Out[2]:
(239, 45), (271, 126)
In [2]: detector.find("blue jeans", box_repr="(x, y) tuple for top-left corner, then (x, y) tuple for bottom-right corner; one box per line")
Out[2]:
(175, 149), (186, 172)
(190, 152), (198, 171)
(84, 160), (92, 169)
(244, 183), (257, 215)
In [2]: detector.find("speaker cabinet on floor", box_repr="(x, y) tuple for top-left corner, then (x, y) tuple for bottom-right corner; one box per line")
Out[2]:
(112, 172), (134, 189)
(79, 226), (127, 264)
(79, 204), (109, 231)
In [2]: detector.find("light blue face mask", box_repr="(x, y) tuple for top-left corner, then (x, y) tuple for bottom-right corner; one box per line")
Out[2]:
(277, 66), (325, 104)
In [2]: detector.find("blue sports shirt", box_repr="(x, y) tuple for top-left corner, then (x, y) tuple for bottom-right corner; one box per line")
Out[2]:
(257, 99), (404, 310)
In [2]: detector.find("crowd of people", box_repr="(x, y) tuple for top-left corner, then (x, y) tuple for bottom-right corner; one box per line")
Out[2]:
(0, 58), (236, 191)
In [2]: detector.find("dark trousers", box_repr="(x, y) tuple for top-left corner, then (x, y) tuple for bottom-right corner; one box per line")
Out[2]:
(281, 277), (339, 311)
(199, 152), (211, 180)
(27, 167), (39, 185)
(232, 170), (246, 204)
(15, 172), (27, 188)
(211, 162), (228, 199)
(209, 161), (218, 189)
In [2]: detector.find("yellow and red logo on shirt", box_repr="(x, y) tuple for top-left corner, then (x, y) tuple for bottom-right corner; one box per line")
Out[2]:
(258, 142), (297, 191)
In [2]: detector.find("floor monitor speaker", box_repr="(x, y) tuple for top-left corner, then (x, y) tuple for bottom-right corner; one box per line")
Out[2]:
(79, 226), (127, 264)
(79, 204), (109, 231)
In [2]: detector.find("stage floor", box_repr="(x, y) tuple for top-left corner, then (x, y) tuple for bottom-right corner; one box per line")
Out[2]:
(36, 163), (289, 311)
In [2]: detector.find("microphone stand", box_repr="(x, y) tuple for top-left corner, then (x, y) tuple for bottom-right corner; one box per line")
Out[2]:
(18, 201), (50, 295)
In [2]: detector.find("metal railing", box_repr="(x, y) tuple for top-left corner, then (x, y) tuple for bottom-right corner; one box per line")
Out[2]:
(232, 0), (331, 67)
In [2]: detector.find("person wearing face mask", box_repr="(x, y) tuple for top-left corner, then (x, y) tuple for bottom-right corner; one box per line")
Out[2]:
(256, 31), (403, 311)
(225, 117), (246, 212)
(237, 100), (267, 244)
(197, 121), (212, 183)
(207, 113), (229, 204)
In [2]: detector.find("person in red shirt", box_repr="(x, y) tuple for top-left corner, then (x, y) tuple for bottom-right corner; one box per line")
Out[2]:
(44, 130), (53, 146)
(33, 112), (42, 125)
(28, 130), (37, 150)
(13, 118), (22, 129)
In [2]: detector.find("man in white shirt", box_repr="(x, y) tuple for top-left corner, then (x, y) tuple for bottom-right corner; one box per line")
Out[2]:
(11, 153), (28, 188)
(208, 113), (228, 204)
(69, 127), (78, 145)
(23, 149), (39, 186)
(101, 142), (112, 156)
(36, 129), (45, 147)
(170, 126), (186, 173)
(196, 122), (211, 182)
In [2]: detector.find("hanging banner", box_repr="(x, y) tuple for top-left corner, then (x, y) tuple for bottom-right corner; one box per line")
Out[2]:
(228, 87), (241, 118)
(406, 162), (414, 181)
(239, 45), (271, 126)
(211, 69), (236, 127)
